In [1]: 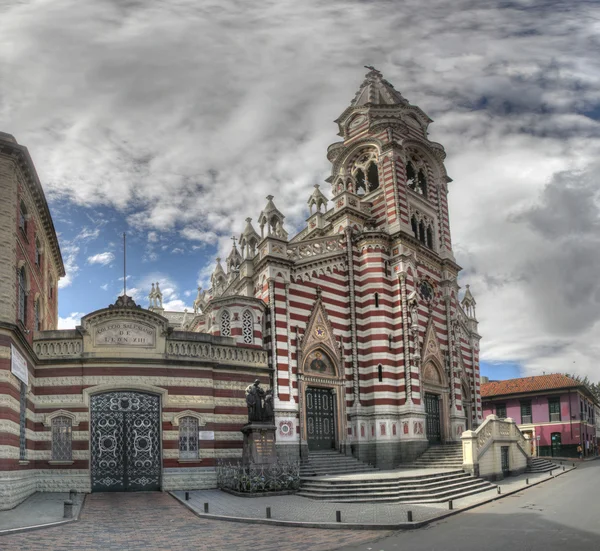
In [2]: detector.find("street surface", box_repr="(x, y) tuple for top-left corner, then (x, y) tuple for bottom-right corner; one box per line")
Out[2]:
(0, 462), (595, 551)
(342, 461), (600, 551)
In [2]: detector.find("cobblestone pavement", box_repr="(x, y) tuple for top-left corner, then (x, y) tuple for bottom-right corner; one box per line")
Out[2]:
(174, 465), (577, 526)
(0, 492), (391, 551)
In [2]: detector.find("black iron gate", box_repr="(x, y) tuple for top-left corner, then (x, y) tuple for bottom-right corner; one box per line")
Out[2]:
(425, 393), (441, 443)
(90, 391), (161, 492)
(306, 387), (336, 451)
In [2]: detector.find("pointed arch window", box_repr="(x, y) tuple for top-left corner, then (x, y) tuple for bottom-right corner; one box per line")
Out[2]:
(367, 163), (379, 192)
(419, 221), (426, 244)
(220, 310), (231, 337)
(18, 266), (27, 325)
(48, 276), (54, 299)
(411, 216), (418, 238)
(179, 416), (199, 459)
(418, 169), (428, 196)
(242, 310), (253, 344)
(51, 416), (72, 461)
(355, 169), (366, 195)
(378, 364), (383, 382)
(406, 161), (417, 190)
(426, 226), (433, 249)
(374, 292), (380, 308)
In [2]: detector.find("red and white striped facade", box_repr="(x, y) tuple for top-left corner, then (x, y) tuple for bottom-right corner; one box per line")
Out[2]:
(191, 68), (483, 466)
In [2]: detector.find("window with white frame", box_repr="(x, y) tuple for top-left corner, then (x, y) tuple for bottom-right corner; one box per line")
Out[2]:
(18, 266), (27, 325)
(179, 416), (199, 459)
(242, 310), (253, 344)
(51, 416), (72, 461)
(220, 309), (231, 337)
(34, 299), (41, 331)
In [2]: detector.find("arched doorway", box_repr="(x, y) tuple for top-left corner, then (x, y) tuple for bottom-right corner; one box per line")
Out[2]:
(421, 361), (450, 444)
(90, 391), (162, 492)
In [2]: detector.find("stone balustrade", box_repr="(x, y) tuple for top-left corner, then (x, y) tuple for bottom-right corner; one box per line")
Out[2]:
(462, 414), (531, 480)
(34, 337), (268, 368)
(286, 235), (346, 261)
(166, 341), (268, 367)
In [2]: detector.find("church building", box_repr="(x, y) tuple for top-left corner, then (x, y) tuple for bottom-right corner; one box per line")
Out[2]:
(0, 68), (481, 509)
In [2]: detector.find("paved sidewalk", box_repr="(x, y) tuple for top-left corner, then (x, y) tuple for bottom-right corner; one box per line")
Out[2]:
(0, 492), (84, 534)
(173, 464), (576, 528)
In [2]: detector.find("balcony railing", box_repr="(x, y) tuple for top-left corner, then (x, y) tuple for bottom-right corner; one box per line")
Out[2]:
(521, 415), (532, 424)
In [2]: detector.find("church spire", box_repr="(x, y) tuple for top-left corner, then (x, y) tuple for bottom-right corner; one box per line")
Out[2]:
(349, 66), (409, 109)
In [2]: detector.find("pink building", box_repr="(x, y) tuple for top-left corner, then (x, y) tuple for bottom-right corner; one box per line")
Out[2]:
(482, 374), (597, 458)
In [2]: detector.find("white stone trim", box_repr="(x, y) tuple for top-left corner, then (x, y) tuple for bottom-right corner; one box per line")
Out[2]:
(82, 383), (168, 406)
(171, 410), (207, 427)
(43, 409), (80, 428)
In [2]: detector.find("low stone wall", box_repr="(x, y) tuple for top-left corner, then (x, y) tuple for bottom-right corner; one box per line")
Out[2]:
(162, 467), (217, 491)
(462, 415), (531, 481)
(0, 469), (90, 511)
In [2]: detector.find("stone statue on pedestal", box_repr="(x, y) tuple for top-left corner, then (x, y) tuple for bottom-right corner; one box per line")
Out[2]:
(242, 380), (277, 465)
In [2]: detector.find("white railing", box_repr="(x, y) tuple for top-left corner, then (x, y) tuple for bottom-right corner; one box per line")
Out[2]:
(166, 341), (268, 367)
(286, 235), (346, 261)
(462, 414), (531, 479)
(35, 340), (83, 358)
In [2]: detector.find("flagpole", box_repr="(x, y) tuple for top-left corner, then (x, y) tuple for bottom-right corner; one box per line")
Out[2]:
(123, 233), (127, 297)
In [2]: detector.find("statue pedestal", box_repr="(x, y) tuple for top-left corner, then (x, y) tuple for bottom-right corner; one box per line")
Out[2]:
(241, 423), (277, 466)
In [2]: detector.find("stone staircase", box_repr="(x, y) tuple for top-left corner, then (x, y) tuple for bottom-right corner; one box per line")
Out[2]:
(300, 450), (378, 477)
(297, 469), (496, 504)
(527, 457), (560, 473)
(405, 443), (464, 469)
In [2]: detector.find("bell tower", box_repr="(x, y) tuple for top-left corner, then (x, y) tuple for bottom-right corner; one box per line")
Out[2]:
(326, 66), (455, 261)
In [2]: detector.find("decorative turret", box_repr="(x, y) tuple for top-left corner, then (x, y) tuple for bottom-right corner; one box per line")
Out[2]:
(239, 218), (261, 259)
(193, 286), (206, 314)
(226, 236), (243, 278)
(211, 258), (227, 297)
(257, 195), (287, 240)
(461, 285), (477, 320)
(306, 184), (329, 236)
(148, 282), (164, 313)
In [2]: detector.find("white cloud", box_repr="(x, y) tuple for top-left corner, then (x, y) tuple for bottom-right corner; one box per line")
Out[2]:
(58, 312), (85, 329)
(100, 283), (108, 290)
(58, 244), (80, 289)
(4, 0), (600, 379)
(87, 252), (115, 265)
(171, 247), (184, 254)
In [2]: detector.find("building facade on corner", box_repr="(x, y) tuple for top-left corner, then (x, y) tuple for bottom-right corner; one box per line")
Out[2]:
(0, 68), (482, 509)
(482, 374), (598, 458)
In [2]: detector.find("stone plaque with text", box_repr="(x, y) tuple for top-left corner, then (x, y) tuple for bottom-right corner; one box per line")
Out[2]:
(94, 321), (156, 348)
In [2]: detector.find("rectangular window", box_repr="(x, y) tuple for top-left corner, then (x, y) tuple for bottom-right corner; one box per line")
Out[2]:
(52, 417), (72, 460)
(179, 417), (199, 459)
(549, 397), (561, 422)
(496, 404), (507, 419)
(520, 401), (532, 424)
(19, 382), (27, 461)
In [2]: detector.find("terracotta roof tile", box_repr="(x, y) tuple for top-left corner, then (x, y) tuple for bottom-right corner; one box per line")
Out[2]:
(481, 373), (580, 398)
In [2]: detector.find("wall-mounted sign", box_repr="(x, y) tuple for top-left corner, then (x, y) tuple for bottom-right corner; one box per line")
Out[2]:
(94, 320), (156, 347)
(199, 431), (215, 440)
(10, 344), (28, 385)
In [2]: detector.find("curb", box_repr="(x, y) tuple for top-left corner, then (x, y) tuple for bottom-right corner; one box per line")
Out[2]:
(0, 493), (86, 537)
(171, 466), (577, 531)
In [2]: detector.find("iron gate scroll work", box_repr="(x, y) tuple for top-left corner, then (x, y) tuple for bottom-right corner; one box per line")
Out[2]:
(306, 387), (336, 450)
(425, 393), (441, 443)
(91, 392), (161, 492)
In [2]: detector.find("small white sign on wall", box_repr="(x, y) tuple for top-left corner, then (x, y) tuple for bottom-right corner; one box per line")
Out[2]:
(10, 344), (28, 385)
(199, 431), (215, 440)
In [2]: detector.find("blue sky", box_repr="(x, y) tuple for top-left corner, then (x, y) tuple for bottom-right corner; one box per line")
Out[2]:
(3, 0), (600, 382)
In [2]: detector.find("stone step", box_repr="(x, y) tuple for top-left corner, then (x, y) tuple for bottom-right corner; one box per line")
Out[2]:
(298, 480), (495, 503)
(300, 475), (474, 495)
(306, 471), (471, 487)
(300, 468), (376, 477)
